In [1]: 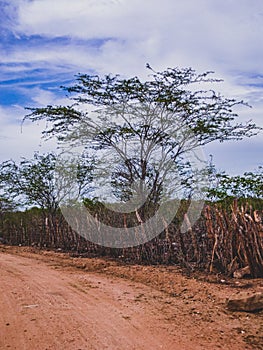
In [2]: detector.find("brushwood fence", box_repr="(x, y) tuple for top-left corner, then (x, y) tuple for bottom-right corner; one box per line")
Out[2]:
(0, 200), (262, 277)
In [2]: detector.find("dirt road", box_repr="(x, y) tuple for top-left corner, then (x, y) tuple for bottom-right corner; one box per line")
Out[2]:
(0, 247), (262, 349)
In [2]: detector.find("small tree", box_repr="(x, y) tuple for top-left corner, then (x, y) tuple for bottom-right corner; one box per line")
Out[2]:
(0, 152), (94, 245)
(207, 165), (263, 201)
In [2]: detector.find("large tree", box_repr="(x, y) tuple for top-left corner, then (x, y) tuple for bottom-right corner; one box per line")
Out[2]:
(25, 65), (261, 218)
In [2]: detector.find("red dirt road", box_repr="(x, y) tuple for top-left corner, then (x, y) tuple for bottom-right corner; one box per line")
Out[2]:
(0, 253), (186, 349)
(0, 247), (262, 349)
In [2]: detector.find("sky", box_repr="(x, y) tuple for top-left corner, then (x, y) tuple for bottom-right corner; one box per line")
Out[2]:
(0, 0), (262, 176)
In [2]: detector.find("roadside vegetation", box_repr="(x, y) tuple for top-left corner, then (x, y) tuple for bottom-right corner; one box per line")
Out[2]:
(0, 65), (262, 277)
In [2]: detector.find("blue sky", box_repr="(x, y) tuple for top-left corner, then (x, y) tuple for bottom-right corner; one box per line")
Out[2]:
(0, 0), (262, 175)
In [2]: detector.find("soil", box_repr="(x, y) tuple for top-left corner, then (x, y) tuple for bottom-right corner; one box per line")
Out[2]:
(0, 244), (262, 349)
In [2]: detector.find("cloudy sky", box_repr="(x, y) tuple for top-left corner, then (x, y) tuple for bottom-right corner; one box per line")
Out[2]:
(0, 0), (262, 175)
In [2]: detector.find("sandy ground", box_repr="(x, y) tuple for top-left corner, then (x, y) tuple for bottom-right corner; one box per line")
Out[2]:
(0, 245), (262, 349)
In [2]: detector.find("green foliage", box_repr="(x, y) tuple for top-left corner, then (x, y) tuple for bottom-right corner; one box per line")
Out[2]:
(0, 197), (16, 215)
(207, 166), (263, 201)
(25, 65), (260, 145)
(0, 152), (94, 211)
(0, 153), (59, 210)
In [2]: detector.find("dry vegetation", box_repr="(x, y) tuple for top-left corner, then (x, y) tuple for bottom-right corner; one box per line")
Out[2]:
(1, 200), (262, 278)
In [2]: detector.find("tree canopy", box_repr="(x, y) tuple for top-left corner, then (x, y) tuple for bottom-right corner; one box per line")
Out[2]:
(26, 65), (259, 142)
(207, 165), (263, 200)
(0, 152), (94, 211)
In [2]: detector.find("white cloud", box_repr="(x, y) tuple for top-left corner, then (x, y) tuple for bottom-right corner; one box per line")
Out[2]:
(20, 86), (69, 107)
(0, 105), (58, 162)
(0, 86), (71, 163)
(12, 0), (263, 73)
(0, 0), (262, 173)
(204, 134), (263, 176)
(1, 0), (263, 78)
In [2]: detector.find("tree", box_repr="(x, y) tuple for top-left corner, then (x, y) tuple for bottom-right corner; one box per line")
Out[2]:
(0, 170), (17, 219)
(207, 165), (263, 201)
(0, 152), (94, 244)
(25, 65), (261, 223)
(0, 152), (94, 210)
